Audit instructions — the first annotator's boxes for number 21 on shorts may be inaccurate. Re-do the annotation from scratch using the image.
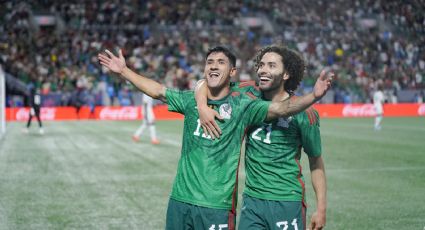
[276,218,298,230]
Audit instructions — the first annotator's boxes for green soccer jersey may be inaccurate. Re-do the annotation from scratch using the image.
[232,82,322,201]
[165,88,270,210]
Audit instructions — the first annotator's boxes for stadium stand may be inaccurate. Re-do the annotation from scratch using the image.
[1,0,424,107]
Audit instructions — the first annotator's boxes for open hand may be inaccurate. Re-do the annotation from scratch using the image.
[313,70,333,100]
[98,49,127,74]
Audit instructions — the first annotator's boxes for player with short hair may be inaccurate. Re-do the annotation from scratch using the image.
[132,93,159,144]
[98,45,331,230]
[197,46,328,230]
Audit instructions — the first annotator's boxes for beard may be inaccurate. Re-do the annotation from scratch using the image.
[259,72,284,92]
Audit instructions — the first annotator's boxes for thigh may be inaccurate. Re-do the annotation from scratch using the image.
[267,200,305,230]
[193,205,234,230]
[239,194,267,230]
[165,199,192,230]
[34,107,41,117]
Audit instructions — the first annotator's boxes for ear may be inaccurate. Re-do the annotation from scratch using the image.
[283,72,289,81]
[229,67,237,78]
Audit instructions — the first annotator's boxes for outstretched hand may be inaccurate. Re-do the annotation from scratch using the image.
[313,70,333,100]
[98,49,127,74]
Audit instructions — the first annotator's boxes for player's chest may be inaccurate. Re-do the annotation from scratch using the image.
[248,117,298,145]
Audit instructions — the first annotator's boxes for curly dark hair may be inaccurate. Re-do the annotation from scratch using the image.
[254,45,305,95]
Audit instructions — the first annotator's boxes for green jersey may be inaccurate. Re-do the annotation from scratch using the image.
[233,82,322,201]
[165,88,270,210]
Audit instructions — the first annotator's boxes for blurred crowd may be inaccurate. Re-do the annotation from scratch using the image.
[1,0,424,106]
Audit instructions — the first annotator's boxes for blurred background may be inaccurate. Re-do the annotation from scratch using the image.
[1,0,424,108]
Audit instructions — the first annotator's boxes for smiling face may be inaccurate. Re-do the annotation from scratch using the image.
[257,52,288,93]
[204,51,236,91]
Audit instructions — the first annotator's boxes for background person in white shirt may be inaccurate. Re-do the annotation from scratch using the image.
[132,93,159,144]
[373,84,385,131]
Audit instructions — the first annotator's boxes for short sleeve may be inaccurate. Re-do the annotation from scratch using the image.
[243,99,270,127]
[166,89,193,114]
[299,108,322,157]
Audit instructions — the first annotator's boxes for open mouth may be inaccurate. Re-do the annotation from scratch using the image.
[209,72,220,78]
[259,77,271,83]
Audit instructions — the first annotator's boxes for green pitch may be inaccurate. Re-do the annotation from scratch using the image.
[0,118,424,229]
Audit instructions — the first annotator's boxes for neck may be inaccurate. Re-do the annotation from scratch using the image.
[208,86,230,100]
[263,88,290,102]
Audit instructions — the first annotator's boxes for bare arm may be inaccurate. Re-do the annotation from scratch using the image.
[194,80,222,139]
[308,156,327,230]
[98,49,167,102]
[266,70,332,121]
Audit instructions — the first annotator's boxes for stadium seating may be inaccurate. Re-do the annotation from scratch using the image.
[1,0,424,106]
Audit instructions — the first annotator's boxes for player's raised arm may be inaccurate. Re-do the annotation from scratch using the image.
[98,49,167,102]
[266,70,332,121]
[194,79,223,139]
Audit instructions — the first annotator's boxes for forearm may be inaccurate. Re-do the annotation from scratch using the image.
[194,80,208,108]
[266,92,317,120]
[310,157,327,213]
[121,67,167,102]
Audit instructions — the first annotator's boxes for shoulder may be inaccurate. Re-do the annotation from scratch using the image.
[231,81,261,97]
[292,96,319,125]
[166,89,194,97]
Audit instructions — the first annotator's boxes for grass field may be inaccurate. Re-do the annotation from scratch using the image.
[0,118,424,230]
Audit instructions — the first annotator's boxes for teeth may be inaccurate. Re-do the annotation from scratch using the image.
[260,77,270,81]
[210,73,219,77]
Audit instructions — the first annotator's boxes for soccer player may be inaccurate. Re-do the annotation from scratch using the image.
[373,84,385,131]
[98,46,331,230]
[24,87,44,134]
[132,93,160,144]
[196,46,328,230]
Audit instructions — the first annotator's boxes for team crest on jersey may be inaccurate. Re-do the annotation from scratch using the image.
[277,117,292,128]
[219,103,232,119]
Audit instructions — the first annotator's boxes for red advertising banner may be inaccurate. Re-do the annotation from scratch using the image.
[6,105,184,121]
[314,104,425,118]
[5,104,425,121]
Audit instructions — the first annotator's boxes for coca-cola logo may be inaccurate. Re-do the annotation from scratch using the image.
[15,108,56,121]
[418,104,425,116]
[342,104,377,117]
[41,108,56,120]
[99,107,138,120]
[16,108,30,121]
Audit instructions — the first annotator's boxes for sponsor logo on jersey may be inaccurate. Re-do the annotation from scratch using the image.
[277,117,292,128]
[219,103,232,119]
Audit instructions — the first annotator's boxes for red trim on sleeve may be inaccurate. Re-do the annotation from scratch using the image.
[306,108,318,125]
[238,81,256,88]
[245,92,257,100]
[231,91,240,97]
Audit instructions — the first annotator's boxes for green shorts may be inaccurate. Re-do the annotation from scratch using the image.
[166,198,236,230]
[238,194,306,230]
